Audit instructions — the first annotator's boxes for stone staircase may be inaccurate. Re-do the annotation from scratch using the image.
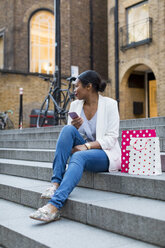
[0,117,165,248]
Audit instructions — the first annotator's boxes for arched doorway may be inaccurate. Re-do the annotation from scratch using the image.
[120,64,157,120]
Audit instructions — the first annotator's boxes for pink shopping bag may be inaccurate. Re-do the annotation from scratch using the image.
[121,129,156,173]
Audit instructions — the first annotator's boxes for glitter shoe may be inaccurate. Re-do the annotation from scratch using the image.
[29,205,60,222]
[40,184,58,199]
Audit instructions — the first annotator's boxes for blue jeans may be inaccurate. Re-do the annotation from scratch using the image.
[49,125,109,210]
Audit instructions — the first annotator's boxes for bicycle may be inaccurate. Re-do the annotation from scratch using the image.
[37,76,76,127]
[0,110,14,130]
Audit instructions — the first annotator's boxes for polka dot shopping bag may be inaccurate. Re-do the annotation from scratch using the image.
[127,137,162,175]
[121,129,156,173]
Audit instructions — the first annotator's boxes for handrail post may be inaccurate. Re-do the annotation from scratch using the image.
[19,88,23,129]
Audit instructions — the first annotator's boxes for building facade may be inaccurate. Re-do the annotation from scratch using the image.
[108,0,165,120]
[0,0,108,127]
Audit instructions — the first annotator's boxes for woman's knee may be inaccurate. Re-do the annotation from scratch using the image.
[69,151,86,168]
[61,125,77,135]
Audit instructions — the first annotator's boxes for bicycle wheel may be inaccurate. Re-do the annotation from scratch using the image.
[6,118,14,129]
[53,88,66,105]
[52,89,67,125]
[37,97,49,128]
[60,97,73,125]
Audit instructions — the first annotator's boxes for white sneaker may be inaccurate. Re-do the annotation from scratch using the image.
[29,204,60,222]
[40,184,58,199]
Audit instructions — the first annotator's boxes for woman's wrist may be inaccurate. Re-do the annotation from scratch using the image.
[84,143,91,150]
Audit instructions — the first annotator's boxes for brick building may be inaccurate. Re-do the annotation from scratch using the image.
[0,0,108,127]
[108,0,165,120]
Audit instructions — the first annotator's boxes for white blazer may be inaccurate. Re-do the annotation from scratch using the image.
[67,94,121,172]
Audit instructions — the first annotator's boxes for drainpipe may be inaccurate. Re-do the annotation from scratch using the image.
[54,0,61,89]
[89,0,94,70]
[145,72,148,118]
[54,0,61,125]
[115,0,119,108]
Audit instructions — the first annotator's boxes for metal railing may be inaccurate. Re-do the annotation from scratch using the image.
[120,17,152,51]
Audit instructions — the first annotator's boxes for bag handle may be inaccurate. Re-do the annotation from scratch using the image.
[133,139,150,151]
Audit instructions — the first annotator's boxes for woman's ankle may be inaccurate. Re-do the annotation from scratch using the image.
[53,182,59,189]
[47,203,59,213]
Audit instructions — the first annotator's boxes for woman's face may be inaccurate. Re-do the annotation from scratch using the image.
[74,79,89,100]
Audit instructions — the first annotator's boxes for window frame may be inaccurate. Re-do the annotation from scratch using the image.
[122,0,152,50]
[0,30,5,69]
[126,0,149,44]
[28,8,55,75]
[126,0,148,23]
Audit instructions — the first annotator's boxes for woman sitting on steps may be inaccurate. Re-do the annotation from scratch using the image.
[30,70,121,222]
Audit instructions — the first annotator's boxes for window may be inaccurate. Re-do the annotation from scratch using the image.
[127,1,149,44]
[30,10,55,74]
[0,35,4,69]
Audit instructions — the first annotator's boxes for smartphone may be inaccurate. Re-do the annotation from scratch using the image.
[68,112,79,119]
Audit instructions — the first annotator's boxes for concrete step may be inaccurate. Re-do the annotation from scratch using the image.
[0,148,55,161]
[0,130,61,141]
[0,125,63,134]
[0,159,52,181]
[1,159,165,201]
[0,147,164,169]
[0,137,164,152]
[0,126,164,141]
[0,123,164,141]
[0,199,158,248]
[0,139,57,149]
[0,137,164,155]
[0,116,164,134]
[120,117,165,128]
[0,174,165,247]
[0,116,164,135]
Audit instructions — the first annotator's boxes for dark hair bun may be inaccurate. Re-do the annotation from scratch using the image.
[99,81,107,92]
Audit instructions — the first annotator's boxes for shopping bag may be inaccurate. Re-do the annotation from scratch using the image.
[121,129,156,173]
[127,137,162,175]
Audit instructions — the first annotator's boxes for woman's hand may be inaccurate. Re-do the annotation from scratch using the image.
[72,141,102,154]
[72,144,87,154]
[71,117,83,129]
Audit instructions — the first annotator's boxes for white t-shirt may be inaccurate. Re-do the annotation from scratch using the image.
[78,108,97,142]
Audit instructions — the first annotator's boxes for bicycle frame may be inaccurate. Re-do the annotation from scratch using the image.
[60,88,75,110]
[48,92,62,113]
[37,76,76,127]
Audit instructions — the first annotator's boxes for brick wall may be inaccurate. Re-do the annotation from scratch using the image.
[0,0,108,77]
[70,0,90,74]
[92,0,108,80]
[0,72,51,128]
[108,0,165,119]
[0,0,108,128]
